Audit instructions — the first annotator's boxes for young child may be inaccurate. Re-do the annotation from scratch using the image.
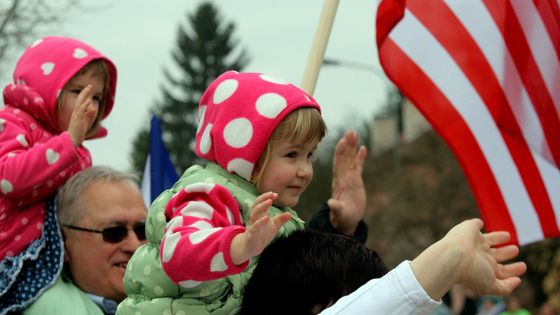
[119,70,327,314]
[0,36,117,313]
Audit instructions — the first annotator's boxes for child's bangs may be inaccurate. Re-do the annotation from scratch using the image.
[273,108,326,145]
[77,59,110,82]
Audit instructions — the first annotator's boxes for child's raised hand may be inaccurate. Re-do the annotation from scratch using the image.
[328,130,367,236]
[68,85,99,146]
[230,192,291,265]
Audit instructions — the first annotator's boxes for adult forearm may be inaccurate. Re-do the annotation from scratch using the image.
[409,238,462,301]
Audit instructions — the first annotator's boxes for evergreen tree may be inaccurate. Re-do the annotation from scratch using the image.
[130,2,249,176]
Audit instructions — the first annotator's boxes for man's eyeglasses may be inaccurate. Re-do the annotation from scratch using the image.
[62,223,146,243]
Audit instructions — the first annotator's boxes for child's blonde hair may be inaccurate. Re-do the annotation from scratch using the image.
[58,59,110,134]
[251,107,326,189]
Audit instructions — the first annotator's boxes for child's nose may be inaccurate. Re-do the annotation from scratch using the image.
[297,161,313,178]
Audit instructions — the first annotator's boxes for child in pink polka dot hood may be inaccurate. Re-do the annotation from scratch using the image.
[0,36,117,312]
[119,71,327,314]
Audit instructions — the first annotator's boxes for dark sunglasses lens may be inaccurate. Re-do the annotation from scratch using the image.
[134,224,146,241]
[102,226,128,243]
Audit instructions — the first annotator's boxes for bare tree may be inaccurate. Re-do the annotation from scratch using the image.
[0,0,81,77]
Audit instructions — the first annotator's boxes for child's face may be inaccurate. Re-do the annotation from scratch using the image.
[57,68,105,132]
[258,138,319,208]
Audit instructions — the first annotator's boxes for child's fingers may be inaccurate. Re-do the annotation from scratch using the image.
[76,85,93,105]
[83,102,98,122]
[250,197,272,224]
[250,214,270,231]
[254,191,276,205]
[272,212,291,228]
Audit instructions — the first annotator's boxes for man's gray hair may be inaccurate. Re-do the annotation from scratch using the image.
[56,166,140,225]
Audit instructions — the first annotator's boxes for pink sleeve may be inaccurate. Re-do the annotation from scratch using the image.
[0,116,87,202]
[160,182,249,284]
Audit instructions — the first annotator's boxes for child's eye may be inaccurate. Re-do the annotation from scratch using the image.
[307,151,314,159]
[92,95,102,102]
[71,89,81,94]
[285,152,297,158]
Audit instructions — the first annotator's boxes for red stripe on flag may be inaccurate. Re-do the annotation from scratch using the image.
[534,0,560,60]
[408,1,559,238]
[376,0,406,48]
[484,0,560,168]
[378,38,519,243]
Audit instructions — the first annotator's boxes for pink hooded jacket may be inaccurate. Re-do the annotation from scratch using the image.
[0,36,117,258]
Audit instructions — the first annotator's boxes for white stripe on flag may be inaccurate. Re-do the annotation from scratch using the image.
[447,0,553,161]
[510,0,560,113]
[534,153,560,230]
[389,9,543,243]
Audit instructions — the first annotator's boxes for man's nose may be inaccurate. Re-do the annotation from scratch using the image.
[120,229,145,252]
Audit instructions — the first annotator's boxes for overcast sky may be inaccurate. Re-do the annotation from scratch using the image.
[2,0,389,171]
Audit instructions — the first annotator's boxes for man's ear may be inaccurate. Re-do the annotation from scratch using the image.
[61,228,70,262]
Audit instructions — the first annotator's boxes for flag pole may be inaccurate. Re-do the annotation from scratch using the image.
[300,0,340,95]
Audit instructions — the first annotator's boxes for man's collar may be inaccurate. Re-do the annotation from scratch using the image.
[86,293,118,315]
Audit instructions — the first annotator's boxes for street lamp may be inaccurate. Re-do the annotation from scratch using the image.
[322,57,388,81]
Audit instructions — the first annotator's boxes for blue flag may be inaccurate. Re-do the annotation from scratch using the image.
[141,115,179,208]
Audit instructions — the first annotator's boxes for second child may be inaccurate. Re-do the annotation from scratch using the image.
[0,36,117,313]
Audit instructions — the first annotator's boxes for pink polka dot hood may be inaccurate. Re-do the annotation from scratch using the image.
[195,71,321,181]
[2,36,117,137]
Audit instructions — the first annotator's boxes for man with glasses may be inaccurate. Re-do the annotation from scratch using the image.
[24,166,147,315]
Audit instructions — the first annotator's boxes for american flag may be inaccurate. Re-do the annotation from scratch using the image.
[376,0,560,245]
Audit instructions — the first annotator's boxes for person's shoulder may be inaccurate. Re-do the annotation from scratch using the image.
[23,276,104,315]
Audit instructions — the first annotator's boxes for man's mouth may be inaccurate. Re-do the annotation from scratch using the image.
[114,262,128,269]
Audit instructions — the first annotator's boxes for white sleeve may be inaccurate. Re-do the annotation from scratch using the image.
[319,261,441,315]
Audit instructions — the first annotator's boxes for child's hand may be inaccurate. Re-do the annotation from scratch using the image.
[68,85,99,146]
[230,192,291,265]
[328,130,367,236]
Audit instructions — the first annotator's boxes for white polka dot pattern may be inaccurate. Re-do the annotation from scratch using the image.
[184,182,215,193]
[197,105,207,134]
[0,179,13,194]
[154,286,164,295]
[40,62,55,75]
[161,232,181,263]
[179,201,214,220]
[73,48,88,59]
[188,227,222,245]
[210,252,228,272]
[179,280,201,289]
[226,158,253,181]
[199,123,213,154]
[16,134,28,147]
[259,74,289,85]
[188,220,213,230]
[45,148,59,165]
[223,118,253,148]
[31,39,43,48]
[213,79,238,104]
[143,265,152,276]
[165,216,184,232]
[225,207,235,225]
[255,93,287,118]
